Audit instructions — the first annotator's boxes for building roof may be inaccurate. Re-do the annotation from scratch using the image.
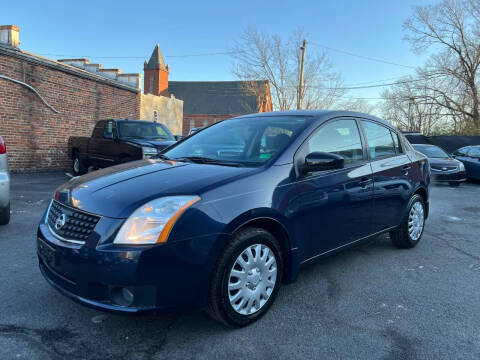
[168,80,269,115]
[0,44,139,92]
[145,44,167,71]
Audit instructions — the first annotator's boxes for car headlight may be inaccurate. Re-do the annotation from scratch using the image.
[458,161,465,171]
[113,196,200,245]
[142,146,158,158]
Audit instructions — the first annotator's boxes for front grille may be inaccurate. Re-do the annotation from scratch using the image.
[47,200,100,243]
[431,165,457,171]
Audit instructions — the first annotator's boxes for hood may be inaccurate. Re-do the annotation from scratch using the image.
[55,159,256,218]
[126,138,176,150]
[428,157,460,167]
[428,158,460,170]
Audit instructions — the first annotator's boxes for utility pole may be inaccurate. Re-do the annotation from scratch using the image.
[297,39,306,110]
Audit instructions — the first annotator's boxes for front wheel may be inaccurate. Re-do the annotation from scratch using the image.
[207,227,283,327]
[390,194,426,248]
[449,182,460,187]
[72,152,88,176]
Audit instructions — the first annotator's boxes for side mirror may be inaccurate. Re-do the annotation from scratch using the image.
[301,152,344,173]
[103,132,114,140]
[174,135,183,141]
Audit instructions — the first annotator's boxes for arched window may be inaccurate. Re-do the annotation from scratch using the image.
[149,76,153,93]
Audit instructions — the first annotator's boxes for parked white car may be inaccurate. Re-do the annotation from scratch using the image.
[0,136,10,225]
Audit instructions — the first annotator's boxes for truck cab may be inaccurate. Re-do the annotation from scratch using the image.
[68,119,176,175]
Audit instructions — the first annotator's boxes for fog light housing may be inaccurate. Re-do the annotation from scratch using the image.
[110,287,135,306]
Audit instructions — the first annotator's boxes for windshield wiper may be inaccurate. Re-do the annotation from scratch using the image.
[173,156,243,167]
[155,154,172,160]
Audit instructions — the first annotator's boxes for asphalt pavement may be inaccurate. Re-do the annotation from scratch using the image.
[0,172,479,360]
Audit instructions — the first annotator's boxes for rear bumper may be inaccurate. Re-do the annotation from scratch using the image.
[0,170,9,208]
[37,220,223,314]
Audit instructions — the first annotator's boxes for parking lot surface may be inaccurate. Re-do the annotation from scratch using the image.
[0,172,479,359]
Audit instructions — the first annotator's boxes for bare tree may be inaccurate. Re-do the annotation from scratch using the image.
[231,26,345,111]
[381,76,451,135]
[404,0,480,134]
[335,98,378,115]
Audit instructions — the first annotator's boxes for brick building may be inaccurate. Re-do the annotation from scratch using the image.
[143,45,272,135]
[0,26,182,172]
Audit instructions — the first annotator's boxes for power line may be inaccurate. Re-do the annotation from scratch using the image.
[308,41,416,69]
[343,75,413,86]
[37,51,238,59]
[306,75,443,90]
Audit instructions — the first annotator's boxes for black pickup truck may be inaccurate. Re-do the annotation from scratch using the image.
[68,119,176,175]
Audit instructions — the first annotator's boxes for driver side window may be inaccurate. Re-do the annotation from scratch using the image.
[307,119,364,166]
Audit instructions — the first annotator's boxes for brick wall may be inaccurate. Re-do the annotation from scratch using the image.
[182,114,239,136]
[0,51,140,172]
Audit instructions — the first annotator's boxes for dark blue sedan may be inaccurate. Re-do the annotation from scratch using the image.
[37,110,430,327]
[452,145,480,180]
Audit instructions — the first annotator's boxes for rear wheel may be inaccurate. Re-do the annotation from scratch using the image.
[72,152,88,176]
[207,227,283,327]
[0,202,10,225]
[390,194,426,248]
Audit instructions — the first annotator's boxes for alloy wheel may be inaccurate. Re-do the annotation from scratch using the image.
[73,158,80,174]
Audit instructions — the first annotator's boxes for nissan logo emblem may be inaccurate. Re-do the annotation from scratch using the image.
[55,213,67,230]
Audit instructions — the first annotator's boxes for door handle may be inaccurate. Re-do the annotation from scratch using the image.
[402,165,411,174]
[359,177,373,188]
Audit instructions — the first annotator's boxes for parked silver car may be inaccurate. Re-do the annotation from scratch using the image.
[0,136,10,225]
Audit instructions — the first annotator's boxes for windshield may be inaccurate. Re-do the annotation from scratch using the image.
[163,116,310,167]
[118,122,174,140]
[413,145,449,158]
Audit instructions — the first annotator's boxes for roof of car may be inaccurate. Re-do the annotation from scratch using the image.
[106,119,159,124]
[233,110,394,128]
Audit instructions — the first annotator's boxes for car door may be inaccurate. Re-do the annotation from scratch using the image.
[360,120,414,232]
[87,121,106,168]
[464,146,480,179]
[101,120,120,165]
[290,118,374,261]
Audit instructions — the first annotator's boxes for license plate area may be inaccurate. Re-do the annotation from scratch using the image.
[38,238,58,267]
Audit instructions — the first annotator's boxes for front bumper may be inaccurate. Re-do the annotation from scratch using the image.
[37,216,223,314]
[431,170,467,183]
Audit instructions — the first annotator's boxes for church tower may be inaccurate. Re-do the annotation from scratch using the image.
[144,44,169,96]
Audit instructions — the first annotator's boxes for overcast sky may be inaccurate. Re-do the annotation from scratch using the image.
[2,0,439,104]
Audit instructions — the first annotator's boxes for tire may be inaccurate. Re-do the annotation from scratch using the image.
[449,182,460,187]
[0,202,10,225]
[390,194,426,249]
[207,227,283,327]
[72,152,88,176]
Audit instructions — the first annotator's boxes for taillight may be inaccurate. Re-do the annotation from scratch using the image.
[0,136,6,155]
